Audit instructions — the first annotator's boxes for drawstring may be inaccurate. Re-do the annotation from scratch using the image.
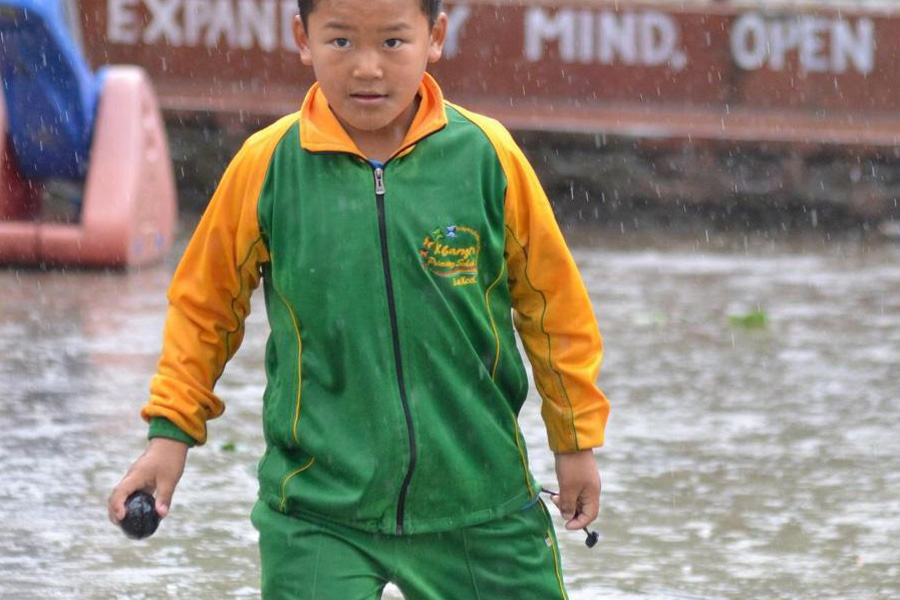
[540,488,600,548]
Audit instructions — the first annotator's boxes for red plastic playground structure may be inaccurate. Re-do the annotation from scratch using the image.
[0,0,175,268]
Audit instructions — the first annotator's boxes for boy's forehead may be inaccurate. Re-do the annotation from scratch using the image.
[322,20,415,33]
[310,0,426,22]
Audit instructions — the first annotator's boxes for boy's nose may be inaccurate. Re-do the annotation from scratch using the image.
[352,51,383,80]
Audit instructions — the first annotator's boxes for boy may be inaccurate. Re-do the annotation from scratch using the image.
[108,0,610,598]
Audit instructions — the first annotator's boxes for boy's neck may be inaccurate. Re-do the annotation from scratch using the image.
[333,96,421,164]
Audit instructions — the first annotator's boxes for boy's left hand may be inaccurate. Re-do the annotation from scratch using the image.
[552,449,601,530]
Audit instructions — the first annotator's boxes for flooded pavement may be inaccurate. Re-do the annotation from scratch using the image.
[0,223,898,600]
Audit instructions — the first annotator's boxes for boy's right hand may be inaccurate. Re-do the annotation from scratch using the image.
[108,437,189,525]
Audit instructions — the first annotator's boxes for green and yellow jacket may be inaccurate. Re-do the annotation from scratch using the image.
[142,74,610,535]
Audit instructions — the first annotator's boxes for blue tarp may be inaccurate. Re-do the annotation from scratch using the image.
[0,0,102,181]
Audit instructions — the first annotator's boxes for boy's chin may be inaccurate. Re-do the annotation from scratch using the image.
[341,112,408,135]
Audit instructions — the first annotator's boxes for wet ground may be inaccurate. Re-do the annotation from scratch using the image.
[0,222,897,599]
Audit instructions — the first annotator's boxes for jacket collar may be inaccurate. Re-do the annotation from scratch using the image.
[299,72,447,159]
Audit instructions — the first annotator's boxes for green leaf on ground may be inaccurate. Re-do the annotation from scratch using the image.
[728,310,768,329]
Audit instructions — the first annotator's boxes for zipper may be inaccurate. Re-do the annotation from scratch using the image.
[373,166,417,535]
[374,167,386,195]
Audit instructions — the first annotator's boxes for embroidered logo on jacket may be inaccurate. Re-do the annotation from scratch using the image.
[420,225,480,287]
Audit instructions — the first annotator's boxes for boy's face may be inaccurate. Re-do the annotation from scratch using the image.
[293,0,447,139]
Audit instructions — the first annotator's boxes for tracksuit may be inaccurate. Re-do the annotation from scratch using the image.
[141,73,610,599]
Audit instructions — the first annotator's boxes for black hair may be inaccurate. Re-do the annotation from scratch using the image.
[298,0,443,29]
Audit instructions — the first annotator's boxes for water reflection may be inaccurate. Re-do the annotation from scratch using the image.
[0,226,897,599]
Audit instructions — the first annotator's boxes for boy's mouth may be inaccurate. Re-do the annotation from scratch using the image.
[350,93,388,105]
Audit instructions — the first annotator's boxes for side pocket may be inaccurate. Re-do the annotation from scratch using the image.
[272,286,304,447]
[278,456,316,513]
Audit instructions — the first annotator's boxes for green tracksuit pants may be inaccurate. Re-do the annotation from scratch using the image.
[251,499,570,600]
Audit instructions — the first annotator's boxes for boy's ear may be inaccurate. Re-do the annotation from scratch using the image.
[293,15,313,66]
[427,12,448,64]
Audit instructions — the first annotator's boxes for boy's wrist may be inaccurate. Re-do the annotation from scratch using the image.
[554,448,595,456]
[148,417,197,448]
[147,436,191,455]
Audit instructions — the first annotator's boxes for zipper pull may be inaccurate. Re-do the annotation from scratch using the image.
[374,167,385,195]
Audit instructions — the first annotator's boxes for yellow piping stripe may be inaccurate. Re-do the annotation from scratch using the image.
[272,271,303,444]
[279,456,315,512]
[511,416,534,496]
[483,261,505,381]
[547,526,569,600]
[483,260,532,494]
[506,227,579,450]
[219,237,264,380]
[538,501,569,600]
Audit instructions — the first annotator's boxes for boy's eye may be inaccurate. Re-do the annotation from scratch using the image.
[331,38,350,48]
[383,38,403,49]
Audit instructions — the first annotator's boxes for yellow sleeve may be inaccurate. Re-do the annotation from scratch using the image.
[503,142,609,453]
[451,104,610,453]
[140,115,297,445]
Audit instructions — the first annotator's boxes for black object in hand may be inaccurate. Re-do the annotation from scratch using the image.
[539,487,600,549]
[121,491,160,539]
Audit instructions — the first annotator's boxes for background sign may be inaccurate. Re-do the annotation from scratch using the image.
[79,0,900,145]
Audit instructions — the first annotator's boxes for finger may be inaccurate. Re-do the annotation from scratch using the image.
[108,479,141,524]
[557,487,577,521]
[108,487,126,525]
[154,479,176,518]
[109,471,157,524]
[565,510,592,530]
[565,491,599,531]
